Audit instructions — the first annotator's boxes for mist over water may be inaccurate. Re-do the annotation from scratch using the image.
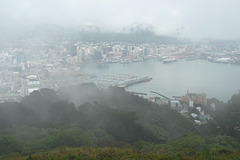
[84,60,240,102]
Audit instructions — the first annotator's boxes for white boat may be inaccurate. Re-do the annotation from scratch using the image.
[163,57,177,63]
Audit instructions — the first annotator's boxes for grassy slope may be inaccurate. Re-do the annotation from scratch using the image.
[4,146,240,160]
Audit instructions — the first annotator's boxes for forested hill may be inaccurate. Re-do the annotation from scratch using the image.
[0,83,197,155]
[2,83,240,159]
[58,84,198,138]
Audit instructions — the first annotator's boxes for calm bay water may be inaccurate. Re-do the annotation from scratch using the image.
[83,59,240,102]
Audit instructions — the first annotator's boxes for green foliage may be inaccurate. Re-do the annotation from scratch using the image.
[0,84,197,142]
[49,127,96,148]
[0,125,114,156]
[158,134,240,160]
[0,135,22,155]
[5,142,240,160]
[3,83,240,158]
[0,84,196,156]
[214,92,240,136]
[90,129,115,147]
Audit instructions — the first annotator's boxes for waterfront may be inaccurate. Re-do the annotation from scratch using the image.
[84,59,240,102]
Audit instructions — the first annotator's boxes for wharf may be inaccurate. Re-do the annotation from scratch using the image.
[97,73,152,89]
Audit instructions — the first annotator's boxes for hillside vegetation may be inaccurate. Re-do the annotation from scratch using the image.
[1,83,240,159]
[5,135,240,160]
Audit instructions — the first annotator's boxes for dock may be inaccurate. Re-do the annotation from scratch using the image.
[97,73,152,89]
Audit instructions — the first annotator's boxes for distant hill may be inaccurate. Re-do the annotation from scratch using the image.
[28,24,187,44]
[0,23,188,45]
[77,30,186,44]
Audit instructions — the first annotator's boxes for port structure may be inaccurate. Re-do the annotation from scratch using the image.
[150,91,171,100]
[128,91,147,96]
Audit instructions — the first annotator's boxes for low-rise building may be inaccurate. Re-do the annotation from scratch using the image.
[182,92,207,106]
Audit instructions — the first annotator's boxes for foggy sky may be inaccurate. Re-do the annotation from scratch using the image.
[1,0,240,40]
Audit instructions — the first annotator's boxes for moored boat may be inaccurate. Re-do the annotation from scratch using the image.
[163,57,177,64]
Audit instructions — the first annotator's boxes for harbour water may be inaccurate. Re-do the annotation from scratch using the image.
[83,59,240,102]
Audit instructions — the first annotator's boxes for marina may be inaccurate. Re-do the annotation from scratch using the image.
[97,73,152,88]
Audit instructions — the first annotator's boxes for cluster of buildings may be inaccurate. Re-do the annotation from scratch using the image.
[0,37,240,104]
[149,91,214,125]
